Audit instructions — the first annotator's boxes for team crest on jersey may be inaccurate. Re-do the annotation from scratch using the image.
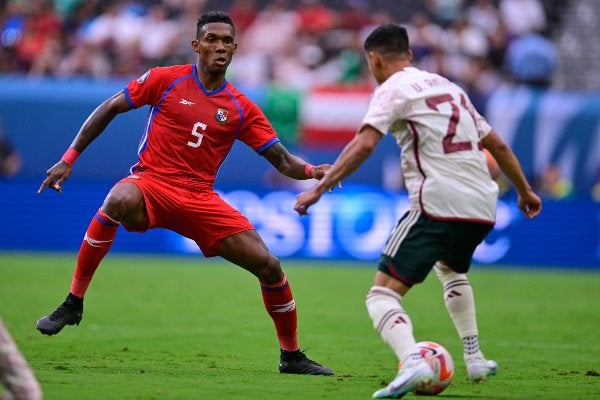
[214,108,229,124]
[137,70,150,84]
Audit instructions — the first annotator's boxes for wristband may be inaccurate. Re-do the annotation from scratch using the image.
[304,163,314,178]
[61,148,80,167]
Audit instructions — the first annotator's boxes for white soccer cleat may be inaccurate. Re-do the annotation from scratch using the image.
[373,360,433,399]
[465,354,498,382]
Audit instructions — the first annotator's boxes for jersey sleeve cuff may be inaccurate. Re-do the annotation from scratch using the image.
[257,138,280,154]
[123,88,137,109]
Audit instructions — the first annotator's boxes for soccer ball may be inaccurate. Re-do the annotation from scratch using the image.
[399,341,454,396]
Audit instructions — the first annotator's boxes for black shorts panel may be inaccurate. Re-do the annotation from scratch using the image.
[378,210,493,284]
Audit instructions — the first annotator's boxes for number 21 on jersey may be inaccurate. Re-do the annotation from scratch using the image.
[425,93,482,154]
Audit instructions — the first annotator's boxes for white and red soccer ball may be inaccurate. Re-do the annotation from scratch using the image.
[399,341,455,396]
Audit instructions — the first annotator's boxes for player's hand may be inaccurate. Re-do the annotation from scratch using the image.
[518,189,542,219]
[38,161,72,194]
[294,187,324,216]
[311,164,342,192]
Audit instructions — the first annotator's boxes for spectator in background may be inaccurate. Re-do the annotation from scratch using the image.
[167,0,207,66]
[137,3,180,67]
[536,163,574,200]
[466,0,500,38]
[56,39,112,77]
[339,0,371,32]
[236,0,298,85]
[499,0,546,38]
[485,16,509,71]
[227,0,257,35]
[15,0,62,72]
[359,8,394,42]
[426,0,465,27]
[0,0,565,108]
[238,0,293,52]
[404,11,444,74]
[28,32,63,76]
[440,15,489,84]
[57,0,103,62]
[295,0,337,36]
[504,30,557,88]
[81,0,144,76]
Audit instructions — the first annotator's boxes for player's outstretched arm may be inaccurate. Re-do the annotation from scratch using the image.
[481,130,542,219]
[294,125,383,216]
[262,141,333,181]
[38,91,131,194]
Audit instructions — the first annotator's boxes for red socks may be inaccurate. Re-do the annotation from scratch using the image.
[70,209,119,298]
[260,276,299,351]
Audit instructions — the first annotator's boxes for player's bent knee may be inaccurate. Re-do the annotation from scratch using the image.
[102,185,144,220]
[255,255,283,284]
[434,261,467,283]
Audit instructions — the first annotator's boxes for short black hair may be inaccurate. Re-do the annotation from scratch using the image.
[363,24,410,55]
[196,11,235,38]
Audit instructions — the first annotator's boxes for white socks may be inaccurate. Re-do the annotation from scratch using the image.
[365,285,420,363]
[434,262,481,355]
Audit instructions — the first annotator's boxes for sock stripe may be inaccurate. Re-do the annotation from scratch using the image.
[366,289,399,301]
[366,286,402,301]
[260,276,290,292]
[96,209,119,227]
[444,279,470,291]
[376,309,407,334]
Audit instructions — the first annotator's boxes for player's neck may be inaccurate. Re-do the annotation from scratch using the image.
[381,61,412,82]
[196,68,226,91]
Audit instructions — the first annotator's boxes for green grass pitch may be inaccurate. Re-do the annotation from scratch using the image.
[1,253,598,399]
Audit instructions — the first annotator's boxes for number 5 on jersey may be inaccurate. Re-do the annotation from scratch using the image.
[188,122,207,148]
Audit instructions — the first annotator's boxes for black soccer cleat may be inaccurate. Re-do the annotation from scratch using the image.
[279,349,334,375]
[36,293,83,336]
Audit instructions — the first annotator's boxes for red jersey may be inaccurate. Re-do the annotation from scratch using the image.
[124,64,279,189]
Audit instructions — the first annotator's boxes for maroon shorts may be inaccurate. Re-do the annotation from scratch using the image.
[117,173,254,257]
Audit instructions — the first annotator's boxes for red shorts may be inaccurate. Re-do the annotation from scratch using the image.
[117,173,254,257]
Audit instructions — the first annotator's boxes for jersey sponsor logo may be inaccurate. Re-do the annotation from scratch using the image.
[214,108,229,125]
[179,98,195,106]
[136,70,150,83]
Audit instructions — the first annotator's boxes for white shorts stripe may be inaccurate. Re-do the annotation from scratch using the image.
[383,209,421,257]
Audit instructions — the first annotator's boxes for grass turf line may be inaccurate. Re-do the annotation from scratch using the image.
[0,253,598,399]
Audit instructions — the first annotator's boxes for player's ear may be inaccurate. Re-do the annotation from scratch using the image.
[191,39,200,53]
[406,49,414,63]
[370,51,383,69]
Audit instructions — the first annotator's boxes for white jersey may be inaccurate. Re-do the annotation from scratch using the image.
[361,67,499,223]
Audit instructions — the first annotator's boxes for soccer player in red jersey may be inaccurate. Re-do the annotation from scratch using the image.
[36,11,334,375]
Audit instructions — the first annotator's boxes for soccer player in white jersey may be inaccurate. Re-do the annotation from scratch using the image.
[294,24,542,398]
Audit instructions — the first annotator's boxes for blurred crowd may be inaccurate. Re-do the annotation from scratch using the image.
[0,0,563,105]
[2,0,593,199]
